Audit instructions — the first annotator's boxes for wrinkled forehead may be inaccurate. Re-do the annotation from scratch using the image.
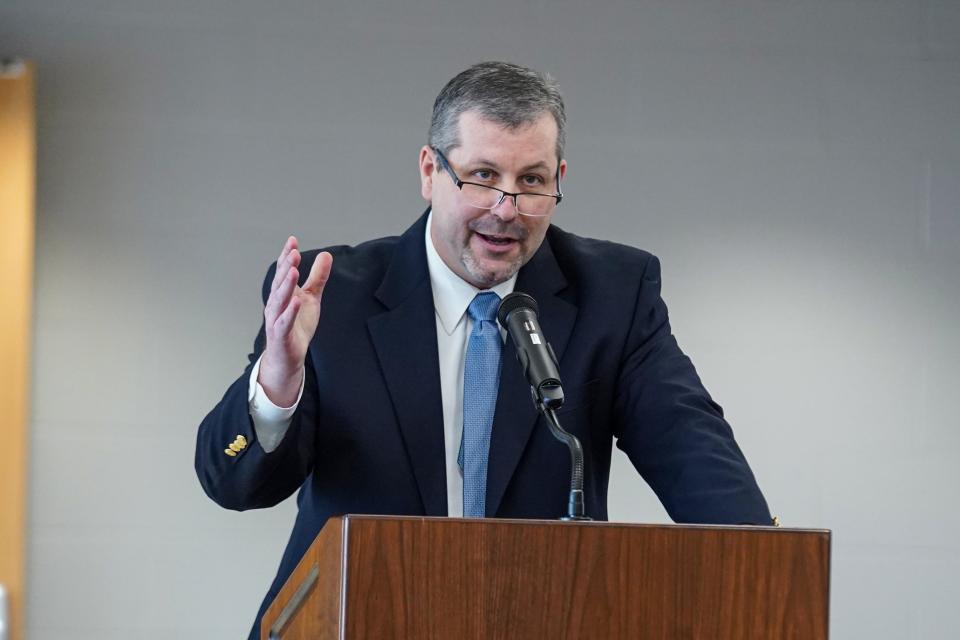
[450,110,560,172]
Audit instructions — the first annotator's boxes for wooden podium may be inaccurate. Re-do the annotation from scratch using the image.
[262,515,830,639]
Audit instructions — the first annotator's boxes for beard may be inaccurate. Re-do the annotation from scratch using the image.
[460,246,525,288]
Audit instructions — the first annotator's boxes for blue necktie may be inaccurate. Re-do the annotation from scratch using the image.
[459,292,502,518]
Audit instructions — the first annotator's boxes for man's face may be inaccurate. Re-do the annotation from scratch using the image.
[419,110,567,289]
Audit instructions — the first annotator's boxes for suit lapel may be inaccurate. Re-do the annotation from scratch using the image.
[486,233,577,516]
[367,212,448,516]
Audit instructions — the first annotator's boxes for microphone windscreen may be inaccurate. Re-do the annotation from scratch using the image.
[497,292,539,325]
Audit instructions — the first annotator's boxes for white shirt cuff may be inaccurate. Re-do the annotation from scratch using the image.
[247,355,305,453]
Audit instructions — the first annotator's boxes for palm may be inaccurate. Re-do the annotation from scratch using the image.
[288,286,322,355]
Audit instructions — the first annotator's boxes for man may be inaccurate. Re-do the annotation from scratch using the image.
[196,61,771,639]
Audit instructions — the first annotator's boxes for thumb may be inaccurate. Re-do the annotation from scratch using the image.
[303,251,333,298]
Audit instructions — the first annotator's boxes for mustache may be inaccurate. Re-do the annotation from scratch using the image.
[468,215,529,241]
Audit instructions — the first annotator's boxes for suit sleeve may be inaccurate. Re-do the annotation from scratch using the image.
[612,255,772,525]
[194,262,319,511]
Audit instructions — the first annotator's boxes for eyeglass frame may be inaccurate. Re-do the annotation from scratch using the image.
[431,146,563,217]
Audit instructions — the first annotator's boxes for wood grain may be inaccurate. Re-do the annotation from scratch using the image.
[265,516,829,640]
[261,516,344,640]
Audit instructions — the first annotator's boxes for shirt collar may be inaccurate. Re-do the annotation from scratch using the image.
[425,210,517,336]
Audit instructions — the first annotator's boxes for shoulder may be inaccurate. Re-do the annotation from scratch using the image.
[299,233,401,286]
[259,233,404,302]
[545,224,662,286]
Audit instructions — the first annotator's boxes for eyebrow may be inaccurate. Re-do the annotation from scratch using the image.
[469,157,553,174]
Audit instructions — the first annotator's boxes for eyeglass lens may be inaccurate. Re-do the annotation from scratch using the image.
[460,183,555,216]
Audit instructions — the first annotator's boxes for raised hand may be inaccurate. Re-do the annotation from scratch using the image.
[258,236,333,407]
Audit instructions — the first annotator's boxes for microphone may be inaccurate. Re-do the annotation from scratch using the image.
[497,292,590,521]
[496,292,565,410]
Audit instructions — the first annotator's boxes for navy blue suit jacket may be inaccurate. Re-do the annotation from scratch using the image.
[195,210,770,637]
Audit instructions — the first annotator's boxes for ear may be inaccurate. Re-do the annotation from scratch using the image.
[558,158,568,183]
[419,145,435,202]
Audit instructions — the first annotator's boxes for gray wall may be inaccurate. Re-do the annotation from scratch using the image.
[2,1,958,638]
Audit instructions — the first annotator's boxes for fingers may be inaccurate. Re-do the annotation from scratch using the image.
[271,236,294,291]
[303,251,333,300]
[271,236,301,294]
[265,244,331,343]
[266,266,297,329]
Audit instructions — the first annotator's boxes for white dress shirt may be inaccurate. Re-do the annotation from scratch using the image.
[248,212,516,517]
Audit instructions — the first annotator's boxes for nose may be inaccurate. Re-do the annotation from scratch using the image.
[491,193,519,221]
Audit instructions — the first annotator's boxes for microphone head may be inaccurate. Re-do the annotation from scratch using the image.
[497,292,539,326]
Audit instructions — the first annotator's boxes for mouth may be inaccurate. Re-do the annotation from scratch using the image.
[474,232,520,252]
[477,232,516,245]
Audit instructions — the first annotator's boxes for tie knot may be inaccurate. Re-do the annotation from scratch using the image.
[467,291,501,324]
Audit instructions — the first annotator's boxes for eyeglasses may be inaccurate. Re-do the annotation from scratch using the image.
[432,147,563,218]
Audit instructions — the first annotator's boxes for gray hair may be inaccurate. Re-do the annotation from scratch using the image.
[429,61,567,161]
